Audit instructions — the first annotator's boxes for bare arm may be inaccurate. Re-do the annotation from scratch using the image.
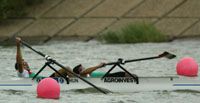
[80,63,105,76]
[16,37,23,73]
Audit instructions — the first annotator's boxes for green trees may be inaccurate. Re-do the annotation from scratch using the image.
[0,0,42,21]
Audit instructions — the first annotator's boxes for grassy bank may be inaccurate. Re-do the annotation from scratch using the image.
[99,23,167,44]
[0,0,42,21]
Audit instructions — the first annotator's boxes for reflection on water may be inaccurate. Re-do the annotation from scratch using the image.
[0,39,200,103]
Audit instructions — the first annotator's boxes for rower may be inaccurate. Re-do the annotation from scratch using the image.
[15,37,61,78]
[15,37,33,78]
[50,63,131,78]
[73,64,133,77]
[16,37,45,78]
[49,63,105,77]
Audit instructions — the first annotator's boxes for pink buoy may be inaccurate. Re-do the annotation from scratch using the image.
[37,78,60,99]
[176,57,198,77]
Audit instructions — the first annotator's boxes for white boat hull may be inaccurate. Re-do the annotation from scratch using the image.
[1,76,200,92]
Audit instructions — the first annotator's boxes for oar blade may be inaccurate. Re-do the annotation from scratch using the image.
[159,51,176,59]
[166,53,176,59]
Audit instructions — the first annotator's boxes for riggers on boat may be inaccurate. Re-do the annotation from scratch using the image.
[1,76,200,92]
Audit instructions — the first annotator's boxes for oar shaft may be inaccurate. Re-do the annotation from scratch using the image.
[104,51,175,66]
[105,56,159,66]
[21,41,45,57]
[124,56,159,63]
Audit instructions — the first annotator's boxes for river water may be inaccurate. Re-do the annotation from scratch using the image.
[0,39,200,103]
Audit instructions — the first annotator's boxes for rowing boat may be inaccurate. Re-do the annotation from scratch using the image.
[13,38,195,93]
[1,76,200,92]
[8,38,198,94]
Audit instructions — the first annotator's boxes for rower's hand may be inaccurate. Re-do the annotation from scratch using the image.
[16,37,21,43]
[98,62,106,68]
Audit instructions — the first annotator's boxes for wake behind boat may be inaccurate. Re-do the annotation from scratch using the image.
[1,76,200,92]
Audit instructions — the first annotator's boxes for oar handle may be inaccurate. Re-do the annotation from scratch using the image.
[104,58,124,66]
[105,62,118,65]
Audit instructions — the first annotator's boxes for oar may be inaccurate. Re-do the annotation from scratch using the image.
[20,40,108,94]
[105,51,176,65]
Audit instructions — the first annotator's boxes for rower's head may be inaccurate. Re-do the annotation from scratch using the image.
[15,63,19,70]
[73,64,83,74]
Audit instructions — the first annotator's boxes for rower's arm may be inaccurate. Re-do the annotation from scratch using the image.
[80,63,105,76]
[16,37,23,73]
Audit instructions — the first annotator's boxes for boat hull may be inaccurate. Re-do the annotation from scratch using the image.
[1,76,200,92]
